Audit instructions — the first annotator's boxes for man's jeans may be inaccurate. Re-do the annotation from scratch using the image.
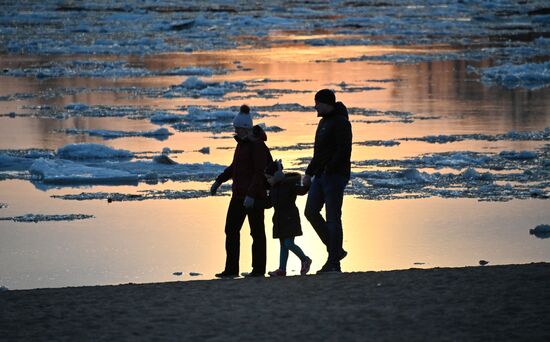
[304,172,348,265]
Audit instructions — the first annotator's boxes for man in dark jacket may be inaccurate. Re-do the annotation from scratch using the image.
[303,89,352,273]
[211,105,273,278]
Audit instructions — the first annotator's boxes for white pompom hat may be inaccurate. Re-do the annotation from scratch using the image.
[233,105,253,129]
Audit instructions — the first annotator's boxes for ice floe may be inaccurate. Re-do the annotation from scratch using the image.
[64,128,172,141]
[30,159,139,185]
[163,77,245,99]
[57,143,134,160]
[5,60,150,79]
[529,224,550,239]
[52,187,231,202]
[399,129,550,144]
[1,143,225,187]
[1,0,549,61]
[355,140,401,147]
[0,214,94,223]
[295,146,550,201]
[469,61,550,90]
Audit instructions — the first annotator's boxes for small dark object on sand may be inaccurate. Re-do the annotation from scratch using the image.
[479,260,489,266]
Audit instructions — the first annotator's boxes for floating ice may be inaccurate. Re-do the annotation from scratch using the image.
[57,143,134,160]
[52,187,230,202]
[6,60,152,78]
[65,103,89,111]
[499,150,537,160]
[0,213,94,223]
[197,147,210,154]
[152,154,177,165]
[271,143,314,152]
[150,112,184,124]
[365,169,432,188]
[164,77,245,98]
[339,146,549,201]
[2,0,549,59]
[30,159,139,185]
[355,140,401,147]
[472,61,550,90]
[0,149,55,171]
[162,67,218,76]
[64,128,172,141]
[529,224,550,239]
[400,129,550,144]
[460,168,493,181]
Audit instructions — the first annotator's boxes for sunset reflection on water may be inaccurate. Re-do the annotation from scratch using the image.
[0,44,548,289]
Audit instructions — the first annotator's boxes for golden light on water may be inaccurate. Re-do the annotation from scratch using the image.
[1,43,549,289]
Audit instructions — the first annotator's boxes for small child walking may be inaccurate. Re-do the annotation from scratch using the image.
[265,160,312,276]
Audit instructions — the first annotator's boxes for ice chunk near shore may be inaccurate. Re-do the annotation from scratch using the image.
[30,159,138,185]
[529,224,550,239]
[57,143,133,160]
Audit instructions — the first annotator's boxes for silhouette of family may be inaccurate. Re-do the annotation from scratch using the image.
[211,89,352,278]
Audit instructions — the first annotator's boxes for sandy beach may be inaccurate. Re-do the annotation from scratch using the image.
[1,263,549,341]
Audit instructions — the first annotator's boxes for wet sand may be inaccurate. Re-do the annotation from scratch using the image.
[1,263,549,341]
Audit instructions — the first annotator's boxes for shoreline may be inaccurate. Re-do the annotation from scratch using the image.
[1,263,549,341]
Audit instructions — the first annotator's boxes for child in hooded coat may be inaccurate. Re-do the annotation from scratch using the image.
[265,160,312,276]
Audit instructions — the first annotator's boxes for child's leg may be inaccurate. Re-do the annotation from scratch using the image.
[283,238,308,261]
[279,238,290,271]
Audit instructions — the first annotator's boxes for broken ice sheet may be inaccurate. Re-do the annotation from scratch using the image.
[292,146,550,201]
[63,128,172,141]
[51,186,231,202]
[470,61,550,90]
[0,214,94,223]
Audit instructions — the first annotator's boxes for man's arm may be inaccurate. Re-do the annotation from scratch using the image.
[325,118,352,173]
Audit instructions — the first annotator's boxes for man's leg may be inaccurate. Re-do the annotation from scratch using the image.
[304,175,329,248]
[323,174,348,267]
[223,197,247,274]
[247,205,266,275]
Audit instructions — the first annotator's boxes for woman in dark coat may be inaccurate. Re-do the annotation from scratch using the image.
[265,160,312,276]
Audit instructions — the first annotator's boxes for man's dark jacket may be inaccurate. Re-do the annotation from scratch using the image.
[216,125,273,200]
[306,102,352,180]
